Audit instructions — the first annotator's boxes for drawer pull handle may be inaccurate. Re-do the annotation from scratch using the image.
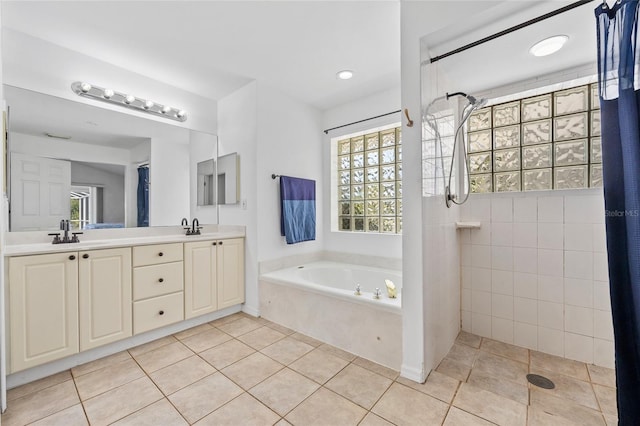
[82,254,89,259]
[158,278,164,283]
[213,242,217,246]
[159,310,165,316]
[69,255,76,260]
[219,241,223,245]
[159,252,164,257]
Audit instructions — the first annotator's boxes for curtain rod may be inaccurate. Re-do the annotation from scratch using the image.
[429,0,595,64]
[323,110,401,135]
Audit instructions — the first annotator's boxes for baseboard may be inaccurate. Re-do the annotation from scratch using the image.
[400,363,427,383]
[242,303,260,317]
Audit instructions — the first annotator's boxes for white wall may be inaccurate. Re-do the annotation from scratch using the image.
[149,137,190,226]
[460,190,614,368]
[218,82,259,315]
[70,162,125,224]
[322,88,403,259]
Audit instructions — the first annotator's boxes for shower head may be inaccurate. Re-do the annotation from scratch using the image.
[446,92,487,109]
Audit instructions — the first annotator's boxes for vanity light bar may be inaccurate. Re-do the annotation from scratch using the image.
[71,82,187,122]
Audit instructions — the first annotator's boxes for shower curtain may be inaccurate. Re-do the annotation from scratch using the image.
[137,166,149,227]
[596,1,640,423]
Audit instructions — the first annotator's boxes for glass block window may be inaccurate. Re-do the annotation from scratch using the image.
[338,127,402,233]
[468,83,602,192]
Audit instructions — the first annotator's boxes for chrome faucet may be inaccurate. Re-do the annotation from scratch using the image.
[373,288,381,299]
[354,284,361,296]
[185,218,202,235]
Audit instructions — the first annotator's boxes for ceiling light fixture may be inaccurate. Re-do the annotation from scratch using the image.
[71,82,187,122]
[336,70,354,80]
[529,35,569,57]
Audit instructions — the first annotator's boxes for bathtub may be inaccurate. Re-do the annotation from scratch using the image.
[259,261,402,370]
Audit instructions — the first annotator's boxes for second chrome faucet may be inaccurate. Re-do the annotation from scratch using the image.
[182,217,202,236]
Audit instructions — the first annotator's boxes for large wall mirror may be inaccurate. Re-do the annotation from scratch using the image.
[4,85,220,231]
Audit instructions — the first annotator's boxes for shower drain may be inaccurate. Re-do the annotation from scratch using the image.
[526,374,555,389]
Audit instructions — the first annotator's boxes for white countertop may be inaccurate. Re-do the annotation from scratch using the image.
[3,227,245,256]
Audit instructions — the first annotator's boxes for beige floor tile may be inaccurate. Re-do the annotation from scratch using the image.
[199,339,256,369]
[261,337,314,365]
[325,364,392,410]
[180,327,233,353]
[28,404,88,426]
[435,357,471,382]
[128,335,178,357]
[249,368,319,416]
[473,351,529,385]
[286,388,366,426]
[604,413,618,425]
[396,370,460,404]
[111,399,188,426]
[168,372,244,423]
[359,412,394,426]
[133,341,194,373]
[261,320,295,336]
[480,338,529,364]
[352,357,399,380]
[530,366,599,410]
[456,331,483,348]
[221,352,284,389]
[71,351,132,377]
[209,312,246,327]
[194,392,280,426]
[7,370,72,402]
[445,342,479,366]
[75,357,145,400]
[593,384,617,416]
[290,332,323,347]
[173,323,214,340]
[289,348,349,384]
[372,382,449,426]
[317,343,357,361]
[216,316,263,337]
[443,407,494,426]
[275,419,292,426]
[527,405,587,426]
[467,369,529,405]
[1,380,79,426]
[150,355,216,395]
[453,382,527,426]
[238,326,286,350]
[83,376,163,426]
[530,350,590,381]
[529,387,605,426]
[588,364,616,388]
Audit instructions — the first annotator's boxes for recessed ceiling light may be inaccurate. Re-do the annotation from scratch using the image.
[530,35,569,57]
[336,70,354,80]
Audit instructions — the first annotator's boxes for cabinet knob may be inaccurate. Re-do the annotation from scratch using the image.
[158,278,164,283]
[158,252,164,257]
[82,254,89,259]
[159,310,165,316]
[213,242,217,246]
[68,255,76,260]
[219,241,223,245]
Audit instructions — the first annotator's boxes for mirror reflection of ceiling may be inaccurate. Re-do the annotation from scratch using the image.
[421,1,597,95]
[4,85,189,148]
[1,1,401,110]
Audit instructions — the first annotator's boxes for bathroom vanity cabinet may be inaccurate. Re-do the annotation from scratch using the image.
[184,238,245,318]
[6,237,244,373]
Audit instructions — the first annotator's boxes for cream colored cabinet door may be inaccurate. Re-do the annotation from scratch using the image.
[9,252,79,373]
[217,238,245,309]
[184,241,217,319]
[78,247,132,351]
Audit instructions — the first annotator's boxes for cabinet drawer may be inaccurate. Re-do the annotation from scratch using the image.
[133,292,184,334]
[133,243,183,267]
[133,262,184,301]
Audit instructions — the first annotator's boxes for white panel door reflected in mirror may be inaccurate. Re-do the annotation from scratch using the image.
[196,159,215,206]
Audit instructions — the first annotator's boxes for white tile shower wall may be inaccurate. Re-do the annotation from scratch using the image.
[460,190,614,368]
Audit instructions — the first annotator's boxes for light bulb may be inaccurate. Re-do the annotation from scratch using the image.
[161,105,172,114]
[103,89,115,99]
[80,82,92,93]
[144,100,154,110]
[177,110,186,118]
[529,35,569,57]
[124,94,135,104]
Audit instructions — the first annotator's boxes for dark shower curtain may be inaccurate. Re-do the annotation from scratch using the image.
[137,166,149,227]
[596,1,640,423]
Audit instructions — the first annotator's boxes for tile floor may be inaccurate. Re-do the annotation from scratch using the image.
[1,314,617,425]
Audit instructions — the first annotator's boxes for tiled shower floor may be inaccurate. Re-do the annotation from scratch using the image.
[1,314,617,425]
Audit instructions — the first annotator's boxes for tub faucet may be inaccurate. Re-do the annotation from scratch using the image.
[355,284,361,296]
[374,288,381,299]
